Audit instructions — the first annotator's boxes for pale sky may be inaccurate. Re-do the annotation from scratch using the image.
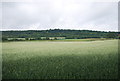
[1,0,118,31]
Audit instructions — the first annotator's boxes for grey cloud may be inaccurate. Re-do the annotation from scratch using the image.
[1,1,118,31]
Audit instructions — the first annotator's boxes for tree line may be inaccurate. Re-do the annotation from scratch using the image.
[1,29,119,41]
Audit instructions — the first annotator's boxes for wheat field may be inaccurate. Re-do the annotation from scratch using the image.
[2,39,118,79]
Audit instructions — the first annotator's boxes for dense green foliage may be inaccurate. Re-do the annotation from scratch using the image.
[1,29,119,41]
[2,40,118,79]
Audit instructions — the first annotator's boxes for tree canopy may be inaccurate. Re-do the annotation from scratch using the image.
[1,29,119,41]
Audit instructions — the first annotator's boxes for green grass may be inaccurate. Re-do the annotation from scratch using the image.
[3,38,112,42]
[2,40,118,79]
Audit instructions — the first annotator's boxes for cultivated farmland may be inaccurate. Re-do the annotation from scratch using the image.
[2,39,118,79]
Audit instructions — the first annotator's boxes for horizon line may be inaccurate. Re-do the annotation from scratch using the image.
[0,29,119,32]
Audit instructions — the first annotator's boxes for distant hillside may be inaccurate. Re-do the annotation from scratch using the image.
[1,29,119,41]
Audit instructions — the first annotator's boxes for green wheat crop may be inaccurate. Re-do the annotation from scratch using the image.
[2,39,118,79]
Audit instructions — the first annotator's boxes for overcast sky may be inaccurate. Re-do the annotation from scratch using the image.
[1,0,118,31]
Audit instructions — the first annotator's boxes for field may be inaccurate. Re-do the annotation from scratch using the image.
[2,39,118,79]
